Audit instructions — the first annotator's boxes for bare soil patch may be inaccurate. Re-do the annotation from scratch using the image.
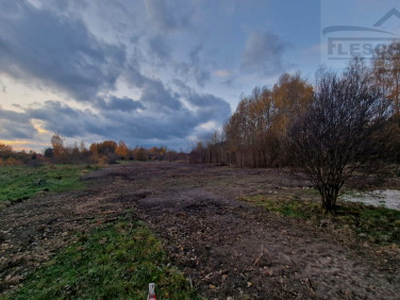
[1,162,399,299]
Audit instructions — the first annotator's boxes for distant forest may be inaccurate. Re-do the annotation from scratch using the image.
[189,44,400,170]
[0,137,186,167]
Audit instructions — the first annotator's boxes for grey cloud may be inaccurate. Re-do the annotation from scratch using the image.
[148,35,171,61]
[175,45,211,88]
[32,0,89,11]
[124,64,183,111]
[241,31,289,76]
[19,78,231,146]
[172,78,192,93]
[96,96,144,112]
[28,101,79,122]
[125,64,148,89]
[0,79,6,93]
[0,107,32,125]
[188,45,211,87]
[45,0,69,11]
[144,0,192,31]
[0,0,231,148]
[222,76,237,87]
[173,78,231,123]
[0,0,126,101]
[139,78,182,111]
[188,93,231,121]
[113,112,198,140]
[25,100,188,141]
[180,84,232,122]
[144,16,211,88]
[26,101,105,137]
[193,68,211,88]
[0,108,37,139]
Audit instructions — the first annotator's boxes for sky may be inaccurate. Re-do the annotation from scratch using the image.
[1,0,399,152]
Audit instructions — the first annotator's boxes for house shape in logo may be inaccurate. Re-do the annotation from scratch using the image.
[373,8,400,27]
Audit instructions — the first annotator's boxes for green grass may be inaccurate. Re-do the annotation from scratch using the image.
[335,204,400,244]
[5,219,200,300]
[238,194,322,220]
[240,194,400,245]
[0,164,97,205]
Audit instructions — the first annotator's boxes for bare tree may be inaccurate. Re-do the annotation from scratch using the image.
[288,61,380,211]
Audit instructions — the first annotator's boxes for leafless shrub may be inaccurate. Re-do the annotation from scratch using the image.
[288,60,382,211]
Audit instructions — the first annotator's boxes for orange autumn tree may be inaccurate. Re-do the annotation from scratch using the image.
[51,133,67,163]
[271,73,313,136]
[115,141,130,160]
[220,73,313,167]
[89,140,118,164]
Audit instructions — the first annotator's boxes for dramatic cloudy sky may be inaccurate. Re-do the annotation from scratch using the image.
[1,0,399,151]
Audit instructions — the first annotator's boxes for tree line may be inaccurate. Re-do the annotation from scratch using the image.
[0,143,39,166]
[0,136,186,167]
[196,72,313,168]
[190,43,400,211]
[47,134,187,164]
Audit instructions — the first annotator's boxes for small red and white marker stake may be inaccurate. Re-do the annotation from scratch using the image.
[147,283,156,300]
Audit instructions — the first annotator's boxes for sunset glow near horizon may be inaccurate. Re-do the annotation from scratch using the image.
[1,0,399,152]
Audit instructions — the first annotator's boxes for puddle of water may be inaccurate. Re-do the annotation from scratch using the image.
[341,190,400,211]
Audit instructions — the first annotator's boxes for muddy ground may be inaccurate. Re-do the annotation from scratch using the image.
[1,162,399,299]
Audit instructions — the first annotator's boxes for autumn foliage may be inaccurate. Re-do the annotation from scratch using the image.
[0,143,39,166]
[190,73,313,167]
[44,134,185,165]
[190,44,400,211]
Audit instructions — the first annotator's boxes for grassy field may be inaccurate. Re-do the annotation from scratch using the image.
[1,162,399,299]
[240,194,400,245]
[1,163,200,299]
[0,164,97,207]
[5,218,199,300]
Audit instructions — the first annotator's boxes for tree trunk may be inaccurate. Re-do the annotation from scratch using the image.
[321,187,339,212]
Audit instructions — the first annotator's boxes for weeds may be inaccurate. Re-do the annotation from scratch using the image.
[0,164,97,205]
[240,194,400,245]
[5,219,200,300]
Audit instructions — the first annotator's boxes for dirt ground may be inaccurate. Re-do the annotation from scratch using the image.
[1,162,399,299]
